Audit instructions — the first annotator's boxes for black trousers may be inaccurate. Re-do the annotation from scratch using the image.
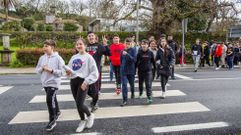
[160,75,169,92]
[138,71,152,97]
[113,66,121,89]
[44,87,60,121]
[171,65,175,78]
[70,77,91,120]
[215,56,221,67]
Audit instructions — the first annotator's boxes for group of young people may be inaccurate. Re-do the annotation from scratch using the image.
[190,38,241,72]
[35,32,176,133]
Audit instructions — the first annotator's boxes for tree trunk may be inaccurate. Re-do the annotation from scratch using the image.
[5,7,8,21]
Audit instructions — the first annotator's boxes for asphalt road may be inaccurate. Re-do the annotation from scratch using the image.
[0,69,241,135]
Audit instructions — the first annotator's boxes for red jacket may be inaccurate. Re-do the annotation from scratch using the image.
[215,44,223,57]
[109,43,125,66]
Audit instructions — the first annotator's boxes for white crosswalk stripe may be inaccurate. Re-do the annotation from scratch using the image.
[0,86,13,95]
[152,122,229,133]
[9,102,210,124]
[29,90,186,103]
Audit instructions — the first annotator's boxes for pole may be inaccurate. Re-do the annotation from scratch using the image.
[182,19,185,67]
[136,0,140,44]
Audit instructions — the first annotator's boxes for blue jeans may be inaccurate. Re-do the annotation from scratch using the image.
[109,63,114,81]
[227,56,234,69]
[121,74,135,102]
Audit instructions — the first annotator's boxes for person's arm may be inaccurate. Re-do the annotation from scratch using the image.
[83,56,99,85]
[169,48,175,66]
[125,49,136,63]
[52,56,65,77]
[151,52,156,70]
[35,56,43,74]
[156,50,161,65]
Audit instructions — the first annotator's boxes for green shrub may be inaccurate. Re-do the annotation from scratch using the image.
[45,25,53,31]
[16,48,76,66]
[64,23,78,31]
[21,17,35,31]
[10,59,24,68]
[2,21,21,31]
[37,24,45,31]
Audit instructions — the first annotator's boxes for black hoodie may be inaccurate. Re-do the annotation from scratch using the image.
[136,49,155,73]
[86,43,111,71]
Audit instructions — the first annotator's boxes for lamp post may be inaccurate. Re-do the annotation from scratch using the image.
[136,0,140,44]
[0,33,14,66]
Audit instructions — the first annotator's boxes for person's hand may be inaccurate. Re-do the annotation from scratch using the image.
[123,51,127,55]
[102,35,108,46]
[81,83,88,91]
[42,65,53,73]
[66,70,72,76]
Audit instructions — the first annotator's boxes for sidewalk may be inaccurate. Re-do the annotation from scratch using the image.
[0,65,239,74]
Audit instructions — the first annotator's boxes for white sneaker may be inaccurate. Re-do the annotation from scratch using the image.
[85,113,95,128]
[162,92,166,98]
[76,120,87,133]
[215,67,220,70]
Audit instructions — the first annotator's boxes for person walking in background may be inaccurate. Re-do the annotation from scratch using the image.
[226,43,234,70]
[211,40,217,66]
[221,43,227,68]
[156,38,175,99]
[201,41,210,67]
[191,39,202,72]
[66,38,99,133]
[178,46,186,66]
[214,41,223,70]
[120,38,136,106]
[149,39,158,80]
[233,43,240,65]
[136,39,156,104]
[167,35,177,79]
[109,34,125,95]
[35,40,65,131]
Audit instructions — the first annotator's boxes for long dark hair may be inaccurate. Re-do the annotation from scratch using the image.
[159,38,170,57]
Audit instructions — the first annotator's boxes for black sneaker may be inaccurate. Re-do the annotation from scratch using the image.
[120,101,127,107]
[46,119,56,131]
[131,93,135,99]
[91,104,99,113]
[55,111,61,120]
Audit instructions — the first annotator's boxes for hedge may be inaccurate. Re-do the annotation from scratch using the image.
[16,48,76,66]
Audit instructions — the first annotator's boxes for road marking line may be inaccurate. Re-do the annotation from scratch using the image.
[30,90,186,103]
[59,82,170,90]
[174,73,193,80]
[152,122,229,133]
[0,86,13,95]
[9,102,209,124]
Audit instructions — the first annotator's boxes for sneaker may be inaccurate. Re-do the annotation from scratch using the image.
[194,69,197,72]
[147,96,153,104]
[171,77,176,80]
[161,92,166,99]
[215,67,220,70]
[139,93,143,99]
[85,113,94,128]
[131,93,135,99]
[91,104,99,113]
[55,111,61,120]
[120,101,127,107]
[76,120,87,133]
[46,119,57,132]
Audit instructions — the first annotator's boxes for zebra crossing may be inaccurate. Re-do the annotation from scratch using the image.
[8,73,228,134]
[0,85,13,95]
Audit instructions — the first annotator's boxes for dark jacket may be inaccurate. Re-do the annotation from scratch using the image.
[86,43,111,71]
[120,47,136,75]
[191,44,202,56]
[156,47,175,71]
[203,45,210,57]
[136,49,155,73]
[168,40,178,53]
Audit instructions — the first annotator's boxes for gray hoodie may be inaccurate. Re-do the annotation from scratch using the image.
[36,52,65,89]
[67,52,99,85]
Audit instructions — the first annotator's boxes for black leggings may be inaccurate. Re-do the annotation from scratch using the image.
[160,75,169,92]
[113,65,121,89]
[215,57,220,67]
[70,77,91,120]
[44,87,60,121]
